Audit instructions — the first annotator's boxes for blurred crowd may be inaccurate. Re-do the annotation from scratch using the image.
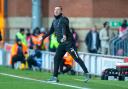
[10,27,78,73]
[85,19,128,55]
[13,27,79,52]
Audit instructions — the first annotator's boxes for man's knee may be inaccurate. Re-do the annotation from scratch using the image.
[74,57,84,64]
[12,56,18,63]
[68,48,79,59]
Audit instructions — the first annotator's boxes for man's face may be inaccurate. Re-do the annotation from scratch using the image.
[106,23,110,30]
[54,7,62,16]
[35,30,40,35]
[91,27,96,32]
[21,31,25,35]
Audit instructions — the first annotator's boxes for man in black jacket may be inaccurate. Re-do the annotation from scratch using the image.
[42,6,90,82]
[85,26,101,53]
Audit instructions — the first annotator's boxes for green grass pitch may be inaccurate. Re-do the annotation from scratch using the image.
[0,66,128,89]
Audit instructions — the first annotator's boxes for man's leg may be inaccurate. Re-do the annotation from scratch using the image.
[12,56,18,69]
[90,49,97,53]
[17,55,27,69]
[67,48,88,74]
[27,55,35,69]
[67,47,91,82]
[20,56,26,64]
[59,59,65,74]
[53,46,66,77]
[48,45,66,82]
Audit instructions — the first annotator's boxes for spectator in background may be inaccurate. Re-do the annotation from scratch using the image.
[42,29,49,51]
[40,27,46,33]
[10,39,28,69]
[26,28,32,48]
[119,19,128,38]
[28,27,43,71]
[31,27,44,50]
[27,48,42,71]
[99,22,110,54]
[85,26,100,53]
[16,28,27,46]
[43,35,49,51]
[70,28,79,50]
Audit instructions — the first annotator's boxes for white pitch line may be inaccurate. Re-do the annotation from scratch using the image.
[0,73,89,89]
[74,79,85,82]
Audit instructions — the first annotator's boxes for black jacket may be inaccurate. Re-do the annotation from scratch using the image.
[43,14,73,44]
[85,31,101,51]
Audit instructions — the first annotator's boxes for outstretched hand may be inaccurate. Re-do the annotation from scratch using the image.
[60,35,66,43]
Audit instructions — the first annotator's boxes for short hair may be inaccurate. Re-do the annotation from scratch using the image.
[55,6,62,10]
[103,21,109,27]
[20,28,25,32]
[123,19,127,23]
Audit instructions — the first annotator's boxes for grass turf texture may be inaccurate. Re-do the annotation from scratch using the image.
[0,66,128,89]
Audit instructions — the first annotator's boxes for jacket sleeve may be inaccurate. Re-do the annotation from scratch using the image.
[61,17,69,36]
[43,22,54,39]
[23,44,28,54]
[85,32,89,45]
[97,33,101,48]
[99,30,109,40]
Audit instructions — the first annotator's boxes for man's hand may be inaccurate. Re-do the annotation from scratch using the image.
[61,35,66,43]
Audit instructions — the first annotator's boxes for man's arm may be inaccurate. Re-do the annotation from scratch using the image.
[62,17,69,35]
[42,22,54,40]
[61,17,69,42]
[85,32,89,45]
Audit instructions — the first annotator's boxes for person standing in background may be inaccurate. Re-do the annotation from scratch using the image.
[99,22,110,54]
[85,26,100,53]
[118,19,128,38]
[70,28,79,50]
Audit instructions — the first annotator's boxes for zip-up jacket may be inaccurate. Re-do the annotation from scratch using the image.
[43,14,73,44]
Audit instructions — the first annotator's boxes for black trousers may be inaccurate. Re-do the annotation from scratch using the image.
[27,55,38,69]
[53,42,88,77]
[88,49,98,53]
[12,55,26,69]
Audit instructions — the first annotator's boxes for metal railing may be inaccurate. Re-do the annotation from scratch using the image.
[110,32,128,56]
[0,47,124,76]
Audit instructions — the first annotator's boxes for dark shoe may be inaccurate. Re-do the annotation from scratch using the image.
[84,73,91,83]
[47,76,59,83]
